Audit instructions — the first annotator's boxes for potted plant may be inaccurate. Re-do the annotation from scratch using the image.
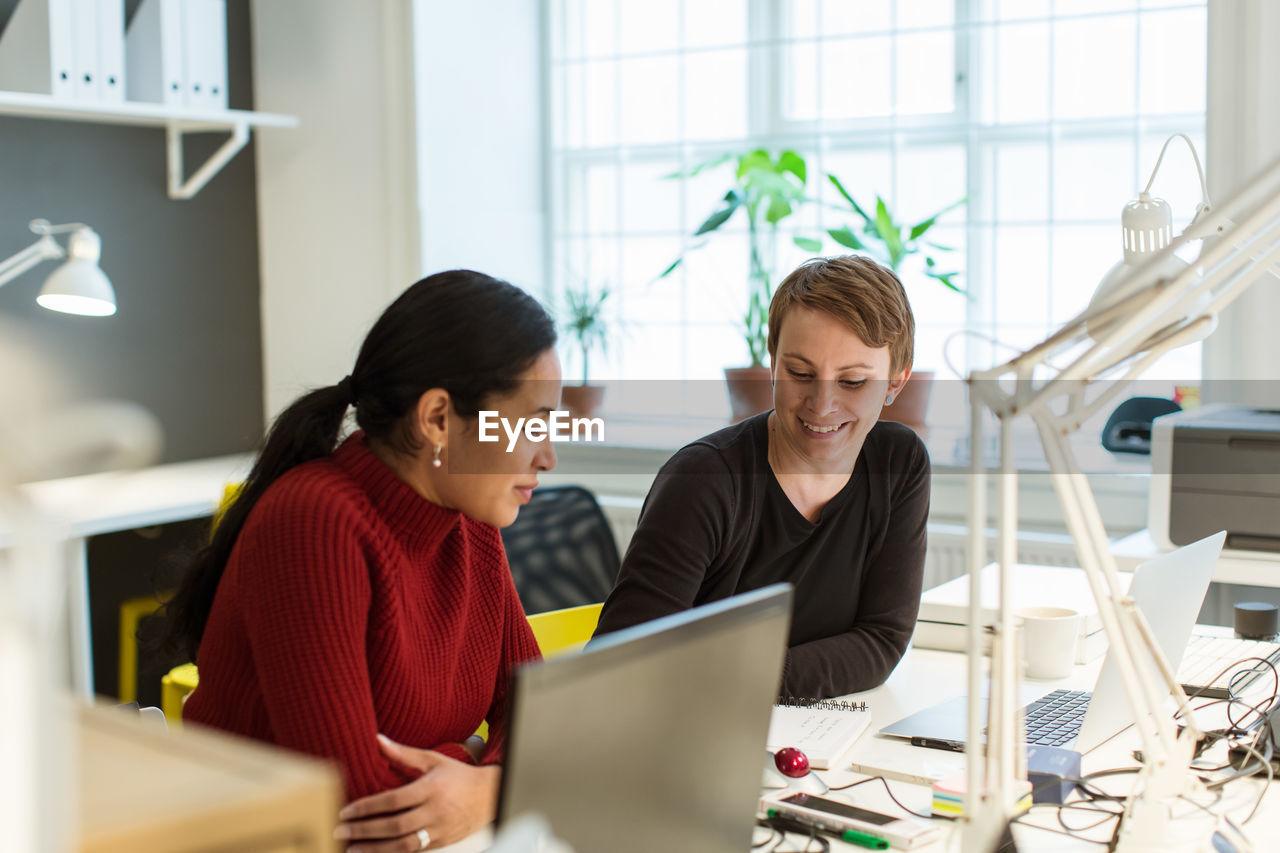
[662,149,809,421]
[821,174,966,433]
[559,282,610,419]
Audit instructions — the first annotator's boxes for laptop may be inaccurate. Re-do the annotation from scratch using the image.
[497,584,793,853]
[879,531,1225,753]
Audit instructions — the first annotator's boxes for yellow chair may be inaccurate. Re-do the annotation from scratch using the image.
[119,483,243,705]
[159,601,604,729]
[117,593,170,703]
[526,602,604,658]
[161,662,199,727]
[474,602,605,741]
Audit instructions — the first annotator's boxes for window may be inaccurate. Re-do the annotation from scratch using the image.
[546,0,1208,414]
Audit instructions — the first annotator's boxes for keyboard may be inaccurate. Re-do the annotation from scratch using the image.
[1022,688,1091,747]
[1177,632,1280,700]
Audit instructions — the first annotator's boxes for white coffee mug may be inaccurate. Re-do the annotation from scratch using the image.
[1017,606,1081,679]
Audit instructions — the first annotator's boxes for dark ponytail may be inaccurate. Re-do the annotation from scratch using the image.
[164,270,555,660]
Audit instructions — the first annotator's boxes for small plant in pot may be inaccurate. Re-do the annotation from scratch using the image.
[662,149,810,421]
[559,282,610,419]
[822,174,966,434]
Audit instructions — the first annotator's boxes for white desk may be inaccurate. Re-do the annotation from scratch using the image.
[1113,529,1280,587]
[431,639,1279,852]
[768,641,1280,851]
[3,454,252,696]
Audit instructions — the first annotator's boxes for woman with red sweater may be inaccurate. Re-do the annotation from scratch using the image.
[166,270,560,851]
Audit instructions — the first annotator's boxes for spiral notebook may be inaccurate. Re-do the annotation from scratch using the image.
[766,700,871,770]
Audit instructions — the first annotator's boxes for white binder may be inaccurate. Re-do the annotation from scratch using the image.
[97,0,125,102]
[0,0,76,100]
[70,0,98,100]
[183,0,228,110]
[125,0,184,107]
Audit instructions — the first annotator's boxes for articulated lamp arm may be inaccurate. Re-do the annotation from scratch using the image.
[0,226,64,289]
[963,146,1280,853]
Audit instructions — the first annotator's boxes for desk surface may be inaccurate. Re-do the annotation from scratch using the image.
[789,640,1279,851]
[461,639,1280,852]
[78,702,341,853]
[1113,528,1280,587]
[12,453,252,539]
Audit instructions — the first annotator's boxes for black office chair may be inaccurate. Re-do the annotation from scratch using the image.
[501,485,621,614]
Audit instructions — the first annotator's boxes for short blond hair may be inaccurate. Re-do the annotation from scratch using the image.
[767,255,915,377]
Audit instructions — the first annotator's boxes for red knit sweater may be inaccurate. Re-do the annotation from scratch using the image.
[184,435,541,800]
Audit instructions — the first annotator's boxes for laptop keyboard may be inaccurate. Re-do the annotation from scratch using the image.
[1022,688,1091,746]
[1177,632,1280,700]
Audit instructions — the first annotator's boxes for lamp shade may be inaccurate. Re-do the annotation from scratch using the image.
[34,229,116,317]
[1086,191,1214,344]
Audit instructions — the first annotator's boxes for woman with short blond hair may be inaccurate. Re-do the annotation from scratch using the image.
[594,255,930,699]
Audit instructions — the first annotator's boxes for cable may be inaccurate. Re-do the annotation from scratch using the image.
[1142,133,1212,212]
[941,328,1029,381]
[1009,814,1116,848]
[825,775,934,820]
[756,815,830,853]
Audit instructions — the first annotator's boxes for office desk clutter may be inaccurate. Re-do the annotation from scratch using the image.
[765,747,830,795]
[914,563,1132,666]
[767,702,872,770]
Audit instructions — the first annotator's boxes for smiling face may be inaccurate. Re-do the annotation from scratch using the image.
[432,348,563,527]
[770,306,908,474]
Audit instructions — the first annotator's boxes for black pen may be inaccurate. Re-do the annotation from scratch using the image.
[910,736,966,753]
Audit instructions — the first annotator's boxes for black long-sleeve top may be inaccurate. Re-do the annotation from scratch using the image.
[593,413,931,698]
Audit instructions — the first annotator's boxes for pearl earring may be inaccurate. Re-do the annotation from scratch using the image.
[432,445,443,468]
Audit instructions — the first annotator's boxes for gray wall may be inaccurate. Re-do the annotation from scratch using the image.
[0,0,263,464]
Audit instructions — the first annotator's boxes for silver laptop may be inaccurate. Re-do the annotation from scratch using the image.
[880,531,1225,753]
[498,584,792,853]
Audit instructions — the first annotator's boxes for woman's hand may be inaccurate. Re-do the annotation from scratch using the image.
[334,733,501,851]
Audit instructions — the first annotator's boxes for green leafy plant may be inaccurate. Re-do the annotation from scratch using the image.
[562,283,610,385]
[661,149,810,368]
[823,173,966,293]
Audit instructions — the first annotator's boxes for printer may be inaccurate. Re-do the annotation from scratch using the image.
[1150,404,1280,554]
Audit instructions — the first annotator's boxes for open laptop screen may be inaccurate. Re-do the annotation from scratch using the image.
[498,584,793,853]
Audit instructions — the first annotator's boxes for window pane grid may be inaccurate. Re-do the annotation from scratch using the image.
[547,0,1206,392]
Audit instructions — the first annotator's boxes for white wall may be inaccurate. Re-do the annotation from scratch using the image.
[251,0,547,422]
[251,0,420,420]
[412,0,546,293]
[1203,0,1280,397]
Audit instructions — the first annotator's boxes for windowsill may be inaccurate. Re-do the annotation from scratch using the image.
[544,410,1154,536]
[551,409,1153,475]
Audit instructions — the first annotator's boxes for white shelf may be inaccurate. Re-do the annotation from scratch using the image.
[0,89,297,198]
[0,89,295,130]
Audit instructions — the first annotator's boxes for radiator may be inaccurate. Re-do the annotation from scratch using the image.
[921,523,1080,590]
[599,496,644,558]
[598,499,1080,590]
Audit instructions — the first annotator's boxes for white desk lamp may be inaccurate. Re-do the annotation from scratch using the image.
[962,136,1280,853]
[0,219,116,317]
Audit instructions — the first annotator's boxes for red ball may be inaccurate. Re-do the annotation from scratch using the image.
[774,747,810,778]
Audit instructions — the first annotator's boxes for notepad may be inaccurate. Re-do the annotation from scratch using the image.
[766,703,871,770]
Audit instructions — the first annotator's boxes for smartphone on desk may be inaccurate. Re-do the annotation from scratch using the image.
[760,790,940,849]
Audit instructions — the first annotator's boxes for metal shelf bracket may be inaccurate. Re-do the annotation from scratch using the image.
[166,121,251,200]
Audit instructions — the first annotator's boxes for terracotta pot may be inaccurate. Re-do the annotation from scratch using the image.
[878,370,933,436]
[724,366,774,422]
[560,384,605,419]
